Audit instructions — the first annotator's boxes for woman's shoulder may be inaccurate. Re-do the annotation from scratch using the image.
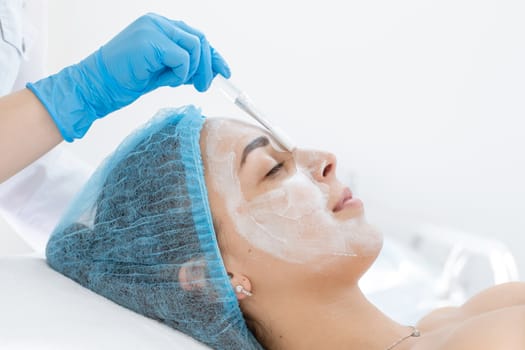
[460,281,525,314]
[427,305,525,350]
[417,281,525,331]
[412,282,525,349]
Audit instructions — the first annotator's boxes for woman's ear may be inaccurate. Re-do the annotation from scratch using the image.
[178,257,208,291]
[228,271,253,301]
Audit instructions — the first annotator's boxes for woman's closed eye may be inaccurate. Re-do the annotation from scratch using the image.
[266,162,284,178]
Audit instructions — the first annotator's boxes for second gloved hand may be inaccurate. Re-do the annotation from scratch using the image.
[27,13,231,142]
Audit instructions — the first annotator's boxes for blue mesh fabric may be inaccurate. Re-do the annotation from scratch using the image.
[46,106,263,350]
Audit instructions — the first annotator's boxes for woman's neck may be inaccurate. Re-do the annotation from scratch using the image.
[257,285,418,350]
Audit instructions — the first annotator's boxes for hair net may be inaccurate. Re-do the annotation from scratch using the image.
[46,106,263,350]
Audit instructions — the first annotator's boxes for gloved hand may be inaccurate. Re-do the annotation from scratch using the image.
[27,13,231,142]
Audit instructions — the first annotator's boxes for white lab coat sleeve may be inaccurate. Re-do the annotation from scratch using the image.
[12,0,46,91]
[0,0,25,95]
[0,0,93,253]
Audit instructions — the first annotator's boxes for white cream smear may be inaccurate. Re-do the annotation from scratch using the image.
[204,119,381,264]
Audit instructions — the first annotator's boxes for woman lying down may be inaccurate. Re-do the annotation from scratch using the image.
[46,106,525,350]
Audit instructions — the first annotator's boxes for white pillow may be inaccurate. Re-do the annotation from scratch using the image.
[0,255,211,350]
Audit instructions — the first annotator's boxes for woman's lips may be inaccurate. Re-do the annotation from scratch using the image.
[333,187,363,213]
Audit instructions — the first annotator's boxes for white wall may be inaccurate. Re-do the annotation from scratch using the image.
[47,1,525,273]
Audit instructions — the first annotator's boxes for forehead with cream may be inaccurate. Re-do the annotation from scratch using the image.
[203,118,281,161]
[202,118,382,264]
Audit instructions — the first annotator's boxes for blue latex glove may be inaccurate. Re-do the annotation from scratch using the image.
[27,13,231,142]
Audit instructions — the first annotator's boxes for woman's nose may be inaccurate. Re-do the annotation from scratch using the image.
[296,149,337,182]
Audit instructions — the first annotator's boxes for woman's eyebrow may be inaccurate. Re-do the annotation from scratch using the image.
[240,136,269,167]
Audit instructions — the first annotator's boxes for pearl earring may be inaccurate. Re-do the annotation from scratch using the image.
[235,285,253,297]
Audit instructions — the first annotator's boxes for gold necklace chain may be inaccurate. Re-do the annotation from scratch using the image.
[385,326,421,350]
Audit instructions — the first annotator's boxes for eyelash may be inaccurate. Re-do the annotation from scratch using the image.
[265,162,284,178]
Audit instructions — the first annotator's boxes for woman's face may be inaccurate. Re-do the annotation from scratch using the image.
[201,118,382,271]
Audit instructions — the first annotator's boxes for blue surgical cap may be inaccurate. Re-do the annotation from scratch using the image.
[46,106,263,350]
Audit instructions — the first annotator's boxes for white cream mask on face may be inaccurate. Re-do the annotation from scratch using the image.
[204,119,381,264]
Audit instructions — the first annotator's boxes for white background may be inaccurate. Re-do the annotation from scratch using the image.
[38,1,525,272]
